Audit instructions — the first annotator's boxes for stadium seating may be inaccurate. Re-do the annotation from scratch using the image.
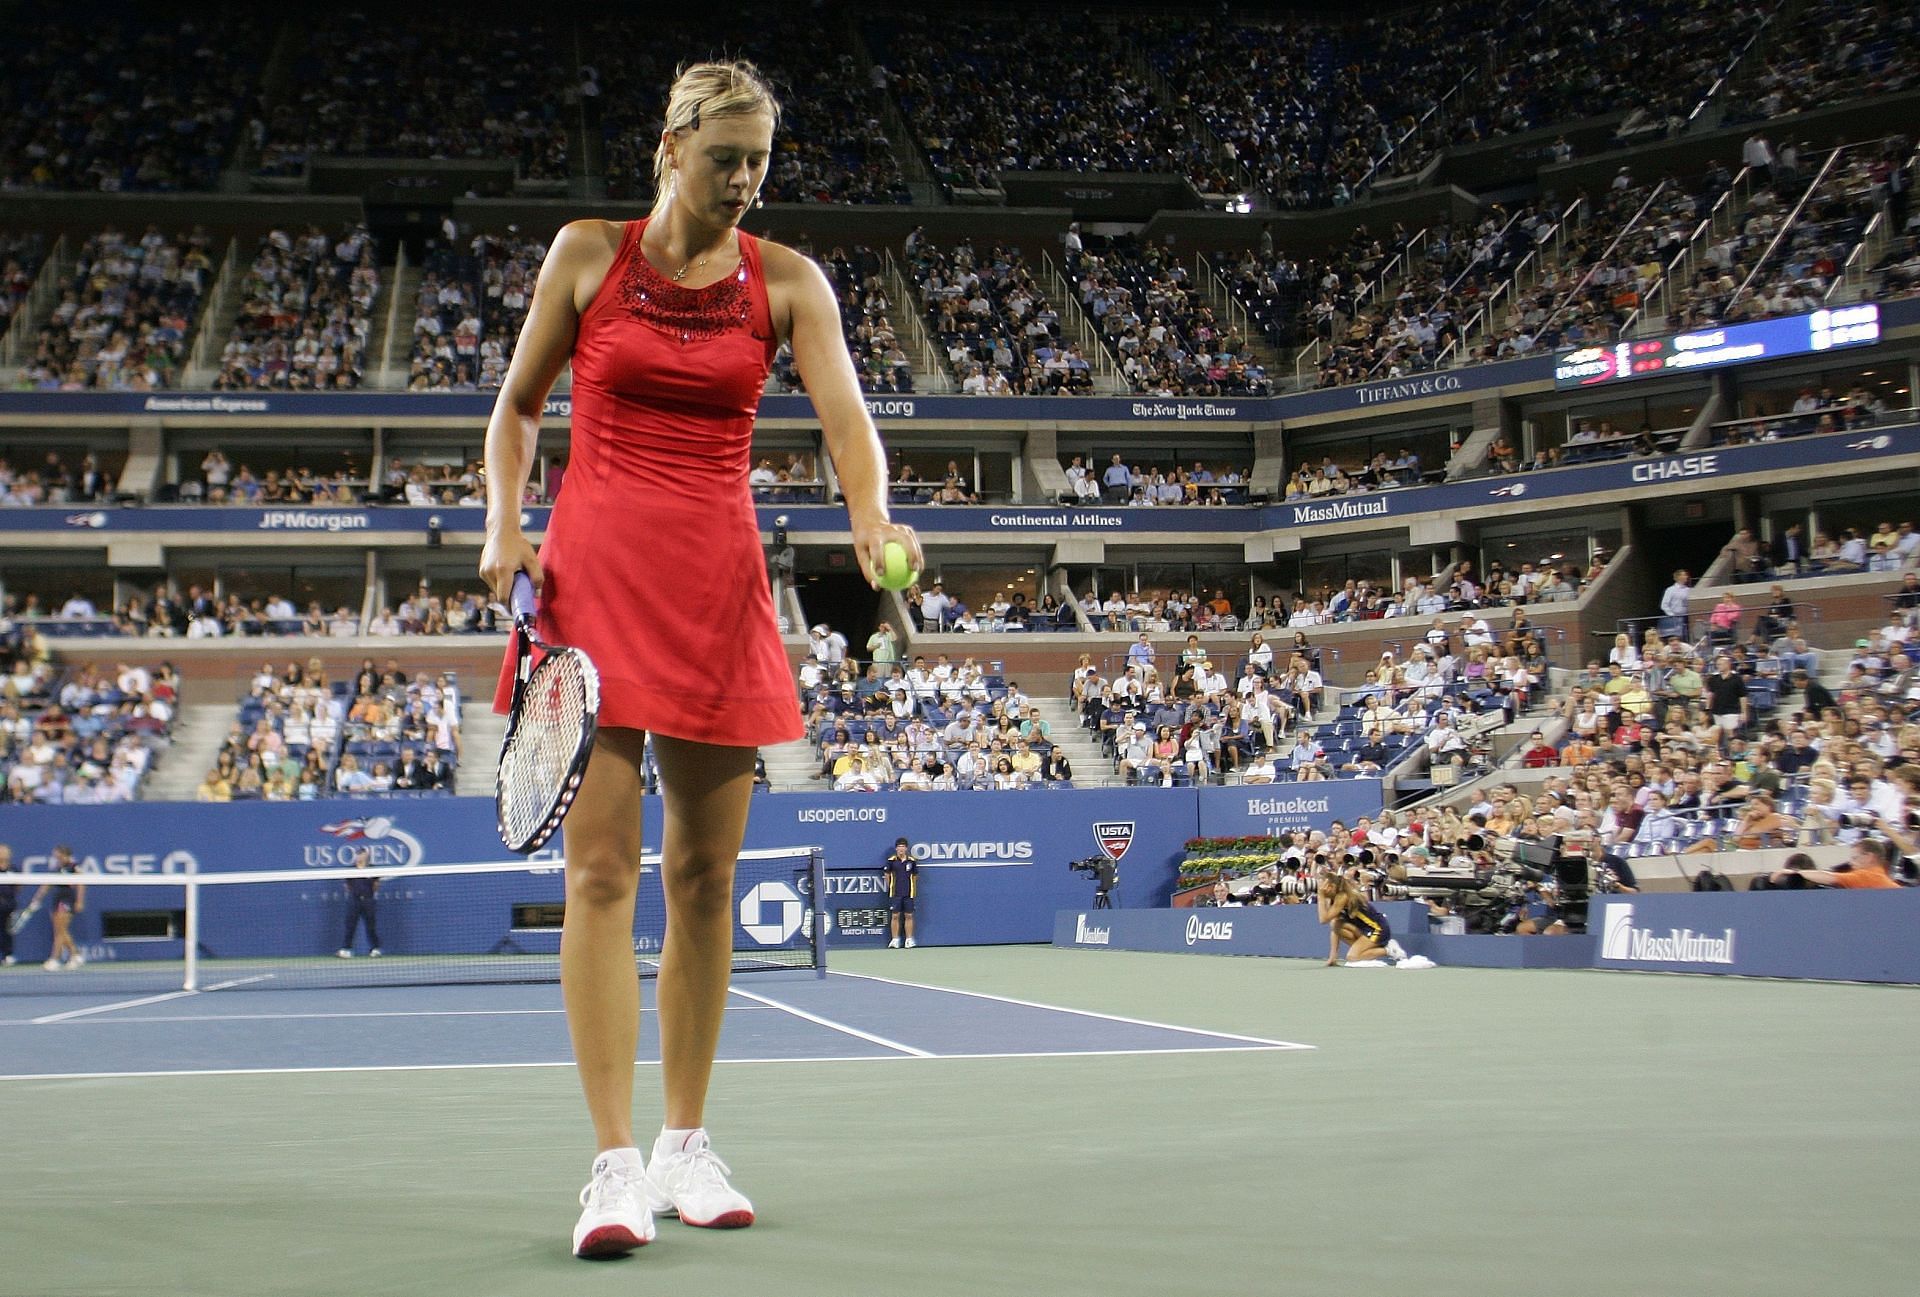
[255,17,568,179]
[15,227,214,390]
[0,654,175,804]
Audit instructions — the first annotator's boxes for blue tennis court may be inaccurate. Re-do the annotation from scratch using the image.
[0,965,1309,1079]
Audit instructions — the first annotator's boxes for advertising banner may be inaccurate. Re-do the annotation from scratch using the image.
[0,788,1201,958]
[6,419,1914,543]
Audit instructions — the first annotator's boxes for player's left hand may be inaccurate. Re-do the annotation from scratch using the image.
[853,519,924,590]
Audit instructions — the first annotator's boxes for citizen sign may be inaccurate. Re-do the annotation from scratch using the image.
[1185,914,1234,945]
[1599,903,1736,965]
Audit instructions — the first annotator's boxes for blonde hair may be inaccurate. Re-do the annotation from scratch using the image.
[652,60,783,214]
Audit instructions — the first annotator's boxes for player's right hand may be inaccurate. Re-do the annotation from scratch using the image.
[480,529,544,602]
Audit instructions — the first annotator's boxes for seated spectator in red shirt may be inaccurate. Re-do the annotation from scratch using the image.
[1520,731,1559,768]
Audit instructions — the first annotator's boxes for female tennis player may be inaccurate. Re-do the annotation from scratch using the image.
[1317,870,1398,967]
[479,61,921,1260]
[29,845,86,970]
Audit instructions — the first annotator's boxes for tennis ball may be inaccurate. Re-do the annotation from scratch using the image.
[875,540,917,590]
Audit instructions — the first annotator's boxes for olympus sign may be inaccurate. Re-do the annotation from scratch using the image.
[913,841,1035,864]
[1185,915,1234,945]
[1599,903,1736,965]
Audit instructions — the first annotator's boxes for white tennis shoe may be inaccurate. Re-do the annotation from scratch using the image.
[1386,939,1409,961]
[573,1151,655,1258]
[644,1131,755,1228]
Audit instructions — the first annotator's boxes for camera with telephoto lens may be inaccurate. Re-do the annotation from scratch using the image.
[1069,856,1119,909]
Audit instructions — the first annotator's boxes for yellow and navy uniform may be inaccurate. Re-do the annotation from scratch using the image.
[1338,892,1391,943]
[884,852,917,914]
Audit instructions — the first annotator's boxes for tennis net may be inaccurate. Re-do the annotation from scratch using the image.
[0,845,826,995]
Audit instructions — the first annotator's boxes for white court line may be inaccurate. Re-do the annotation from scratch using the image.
[0,1000,789,1027]
[825,969,1314,1050]
[724,984,934,1058]
[0,1044,1300,1083]
[26,975,275,1025]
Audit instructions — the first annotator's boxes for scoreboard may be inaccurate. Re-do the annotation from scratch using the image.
[1554,305,1881,389]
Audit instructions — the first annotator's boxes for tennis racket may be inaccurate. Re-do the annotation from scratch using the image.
[8,897,42,935]
[496,572,601,854]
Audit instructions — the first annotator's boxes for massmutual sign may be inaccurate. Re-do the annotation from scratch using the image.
[1597,902,1736,966]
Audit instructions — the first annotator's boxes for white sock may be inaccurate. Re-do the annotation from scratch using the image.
[655,1127,704,1159]
[595,1145,643,1172]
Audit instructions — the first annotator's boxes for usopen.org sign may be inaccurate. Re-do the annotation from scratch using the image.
[1598,902,1736,966]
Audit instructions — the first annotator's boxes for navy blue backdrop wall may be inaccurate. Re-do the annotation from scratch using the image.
[0,787,1283,957]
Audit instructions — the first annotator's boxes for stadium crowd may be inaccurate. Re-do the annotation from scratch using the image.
[201,658,461,800]
[1073,240,1272,396]
[1062,455,1251,506]
[906,237,1092,396]
[212,225,380,391]
[252,15,568,179]
[799,629,1069,790]
[0,7,269,192]
[0,630,176,805]
[14,226,215,391]
[591,12,911,204]
[407,227,546,392]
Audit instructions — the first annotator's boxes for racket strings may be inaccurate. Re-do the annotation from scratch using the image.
[499,650,596,850]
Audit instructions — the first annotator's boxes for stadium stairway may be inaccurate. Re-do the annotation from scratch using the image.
[454,703,506,798]
[761,737,826,790]
[366,257,412,388]
[144,703,238,800]
[1030,697,1108,781]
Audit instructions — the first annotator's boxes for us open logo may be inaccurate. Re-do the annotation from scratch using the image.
[1093,821,1135,863]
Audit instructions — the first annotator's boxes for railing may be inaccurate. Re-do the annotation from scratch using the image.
[1452,198,1587,361]
[1725,143,1847,315]
[883,248,953,393]
[377,241,409,388]
[0,234,66,368]
[1622,164,1756,336]
[1040,250,1122,391]
[1374,207,1527,378]
[1826,209,1884,305]
[1194,253,1252,349]
[1681,3,1781,129]
[186,237,242,379]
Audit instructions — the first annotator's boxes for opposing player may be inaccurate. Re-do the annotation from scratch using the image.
[29,845,86,971]
[478,61,921,1260]
[1318,869,1406,967]
[884,836,917,948]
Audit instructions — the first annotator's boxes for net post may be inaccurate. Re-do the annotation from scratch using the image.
[183,871,200,993]
[810,846,827,979]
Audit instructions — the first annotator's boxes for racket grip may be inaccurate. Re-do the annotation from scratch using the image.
[509,571,538,620]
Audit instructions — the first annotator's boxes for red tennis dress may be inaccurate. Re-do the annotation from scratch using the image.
[493,219,803,746]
